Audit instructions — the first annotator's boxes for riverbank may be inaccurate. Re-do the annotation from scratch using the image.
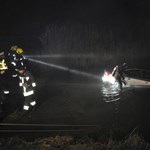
[0,129,149,150]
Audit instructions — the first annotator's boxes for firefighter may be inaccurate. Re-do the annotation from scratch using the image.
[112,63,127,89]
[0,51,8,74]
[3,46,27,99]
[0,51,9,113]
[6,45,27,78]
[18,67,36,111]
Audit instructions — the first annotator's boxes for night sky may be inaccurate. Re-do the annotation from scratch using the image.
[0,0,150,51]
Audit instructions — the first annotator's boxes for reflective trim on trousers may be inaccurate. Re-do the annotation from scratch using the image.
[32,83,36,87]
[4,91,9,94]
[30,101,36,106]
[23,105,29,110]
[23,90,34,97]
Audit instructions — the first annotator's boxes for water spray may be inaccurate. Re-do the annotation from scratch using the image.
[28,58,99,80]
[25,54,97,59]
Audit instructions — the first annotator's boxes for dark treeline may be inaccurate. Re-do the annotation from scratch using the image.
[1,0,150,68]
[38,21,150,68]
[0,20,149,69]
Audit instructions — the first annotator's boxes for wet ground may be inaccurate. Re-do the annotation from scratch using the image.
[0,58,150,141]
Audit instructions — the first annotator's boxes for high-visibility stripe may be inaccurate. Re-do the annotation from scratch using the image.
[19,82,23,86]
[12,74,18,77]
[20,76,35,96]
[23,90,34,97]
[0,59,8,70]
[32,83,36,87]
[21,62,24,66]
[11,62,16,66]
[4,91,9,94]
[23,105,29,110]
[20,76,26,96]
[30,101,36,106]
[26,77,29,81]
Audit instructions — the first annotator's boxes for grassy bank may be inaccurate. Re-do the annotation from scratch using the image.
[0,131,149,150]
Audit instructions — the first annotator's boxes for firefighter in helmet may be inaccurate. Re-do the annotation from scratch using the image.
[0,51,10,113]
[6,45,27,78]
[18,66,37,111]
[4,45,27,96]
[3,46,29,111]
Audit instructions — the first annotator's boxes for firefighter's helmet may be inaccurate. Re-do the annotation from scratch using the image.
[16,48,23,54]
[11,45,18,51]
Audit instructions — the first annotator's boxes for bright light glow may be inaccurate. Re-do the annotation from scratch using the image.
[28,58,99,80]
[102,73,116,84]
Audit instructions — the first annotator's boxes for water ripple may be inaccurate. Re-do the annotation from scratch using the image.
[101,83,121,102]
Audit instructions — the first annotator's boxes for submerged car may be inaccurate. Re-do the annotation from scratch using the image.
[102,68,150,87]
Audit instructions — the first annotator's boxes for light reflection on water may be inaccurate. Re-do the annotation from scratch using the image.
[101,82,121,102]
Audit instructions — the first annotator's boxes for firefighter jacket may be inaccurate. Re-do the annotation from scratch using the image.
[18,70,36,97]
[7,51,27,71]
[0,51,8,74]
